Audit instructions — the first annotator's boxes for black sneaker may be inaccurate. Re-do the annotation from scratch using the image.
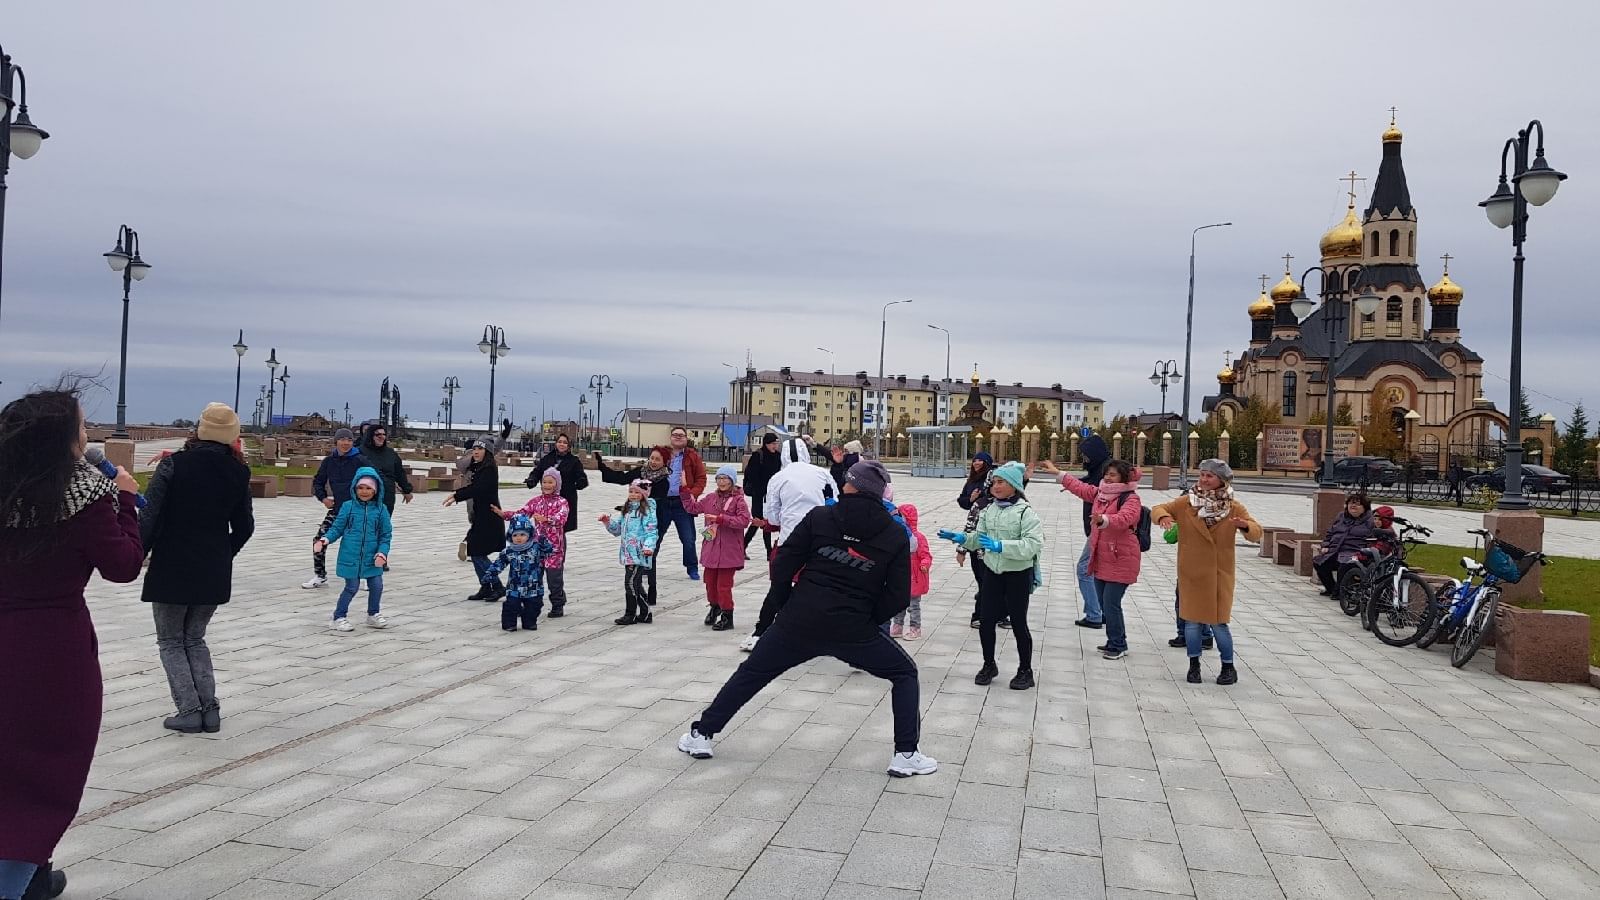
[548,608,564,619]
[637,611,653,624]
[974,662,999,686]
[998,618,1012,630]
[1096,644,1109,653]
[970,616,980,629]
[1009,669,1035,690]
[614,614,636,626]
[1167,636,1186,648]
[1076,618,1104,629]
[1217,663,1238,686]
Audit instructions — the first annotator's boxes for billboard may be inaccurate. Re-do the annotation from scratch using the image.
[1262,425,1359,472]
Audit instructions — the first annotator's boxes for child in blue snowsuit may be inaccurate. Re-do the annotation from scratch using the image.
[482,513,555,632]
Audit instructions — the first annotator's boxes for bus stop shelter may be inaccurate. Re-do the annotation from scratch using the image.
[908,425,972,478]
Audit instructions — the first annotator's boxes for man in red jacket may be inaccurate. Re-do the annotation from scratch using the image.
[660,426,706,580]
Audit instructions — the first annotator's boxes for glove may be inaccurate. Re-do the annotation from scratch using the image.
[1163,523,1179,544]
[936,529,964,544]
[978,534,1003,553]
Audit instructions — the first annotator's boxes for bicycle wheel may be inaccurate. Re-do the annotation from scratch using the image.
[1372,571,1436,647]
[1451,588,1498,668]
[1337,565,1368,617]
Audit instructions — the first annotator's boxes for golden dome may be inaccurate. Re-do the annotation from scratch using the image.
[1248,289,1274,319]
[1428,273,1463,305]
[1217,365,1238,384]
[1269,271,1302,303]
[1319,204,1364,259]
[1382,108,1403,143]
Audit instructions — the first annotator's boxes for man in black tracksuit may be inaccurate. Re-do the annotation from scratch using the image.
[679,460,938,778]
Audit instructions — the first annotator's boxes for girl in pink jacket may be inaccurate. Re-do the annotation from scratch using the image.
[681,464,752,632]
[492,469,571,615]
[891,504,933,640]
[1057,460,1143,660]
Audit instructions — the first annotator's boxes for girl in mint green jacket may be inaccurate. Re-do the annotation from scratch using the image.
[938,461,1043,690]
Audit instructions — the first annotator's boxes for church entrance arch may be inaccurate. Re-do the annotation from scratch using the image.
[1429,407,1510,469]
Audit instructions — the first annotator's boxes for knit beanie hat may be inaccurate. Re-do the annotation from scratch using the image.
[540,468,563,493]
[992,461,1027,493]
[1199,458,1234,483]
[356,475,380,493]
[629,478,652,495]
[762,433,780,446]
[843,440,864,455]
[196,403,240,446]
[845,459,890,499]
[334,428,355,442]
[716,464,738,486]
[508,513,535,538]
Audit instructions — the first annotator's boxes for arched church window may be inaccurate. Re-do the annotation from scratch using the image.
[1389,229,1400,257]
[1370,231,1380,257]
[1413,298,1423,335]
[1387,297,1402,337]
[1282,372,1298,417]
[1387,297,1402,320]
[1408,231,1415,258]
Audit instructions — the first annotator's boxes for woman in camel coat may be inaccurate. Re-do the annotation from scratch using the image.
[1149,458,1261,686]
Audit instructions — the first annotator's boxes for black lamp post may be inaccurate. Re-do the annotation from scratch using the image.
[670,372,688,428]
[1178,222,1232,488]
[1148,360,1181,417]
[0,46,50,344]
[876,299,913,458]
[577,394,588,448]
[589,374,612,449]
[104,225,152,439]
[1290,264,1381,487]
[1480,120,1567,510]
[441,376,460,436]
[277,365,291,428]
[478,326,508,432]
[232,330,248,413]
[264,348,280,434]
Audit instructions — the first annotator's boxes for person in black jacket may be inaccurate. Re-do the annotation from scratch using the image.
[527,434,588,533]
[359,424,414,515]
[955,451,994,627]
[679,460,938,778]
[444,440,507,601]
[741,433,782,557]
[302,429,368,589]
[1073,434,1110,628]
[138,404,254,734]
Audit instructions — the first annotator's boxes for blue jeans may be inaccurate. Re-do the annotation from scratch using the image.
[1175,587,1212,640]
[660,496,699,573]
[335,575,383,619]
[472,555,494,583]
[1187,622,1233,662]
[1077,539,1101,623]
[0,861,37,898]
[1096,579,1129,652]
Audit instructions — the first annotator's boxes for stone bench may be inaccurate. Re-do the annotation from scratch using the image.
[407,475,428,495]
[428,476,460,492]
[1272,533,1318,576]
[1258,527,1293,559]
[428,466,450,478]
[282,474,315,498]
[248,475,278,499]
[1496,606,1593,682]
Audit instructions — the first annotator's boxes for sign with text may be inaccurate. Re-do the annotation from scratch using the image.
[1262,425,1358,471]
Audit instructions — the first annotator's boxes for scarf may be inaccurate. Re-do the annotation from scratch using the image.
[1188,484,1234,525]
[640,460,670,484]
[1097,480,1136,504]
[3,459,118,529]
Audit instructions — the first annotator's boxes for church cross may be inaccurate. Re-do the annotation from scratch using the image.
[1223,349,1232,367]
[1259,274,1270,293]
[1281,252,1294,274]
[1389,106,1398,126]
[1439,252,1453,274]
[1341,170,1366,207]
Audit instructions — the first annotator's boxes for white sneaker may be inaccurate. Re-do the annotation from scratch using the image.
[331,617,353,632]
[739,634,759,653]
[887,750,939,778]
[302,577,327,589]
[366,614,389,629]
[678,729,714,759]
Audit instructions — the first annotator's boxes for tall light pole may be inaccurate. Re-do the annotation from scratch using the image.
[264,348,280,434]
[670,372,688,428]
[611,381,628,449]
[927,323,951,425]
[589,374,612,449]
[528,390,544,443]
[1479,120,1567,510]
[478,325,509,433]
[0,45,50,346]
[232,330,249,412]
[277,365,291,427]
[1148,360,1181,417]
[441,376,460,436]
[816,347,835,436]
[1290,264,1379,489]
[877,299,913,458]
[1178,223,1231,488]
[103,225,152,439]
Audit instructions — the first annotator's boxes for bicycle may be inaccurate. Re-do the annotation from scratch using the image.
[1353,519,1437,647]
[1418,528,1549,668]
[1334,521,1415,618]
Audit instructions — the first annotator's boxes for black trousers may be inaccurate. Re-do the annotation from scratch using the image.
[743,495,773,555]
[1313,558,1349,594]
[694,620,922,753]
[969,554,990,621]
[979,568,1033,670]
[625,564,650,617]
[502,592,543,630]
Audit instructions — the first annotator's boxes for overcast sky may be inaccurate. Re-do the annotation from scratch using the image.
[3,1,1597,431]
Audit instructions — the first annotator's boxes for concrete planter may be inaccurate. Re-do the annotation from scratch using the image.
[1494,604,1593,684]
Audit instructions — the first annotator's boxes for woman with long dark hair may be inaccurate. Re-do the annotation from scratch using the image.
[444,440,506,601]
[528,433,588,534]
[0,387,144,900]
[138,404,255,734]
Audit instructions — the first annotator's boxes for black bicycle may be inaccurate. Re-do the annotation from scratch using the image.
[1337,519,1437,646]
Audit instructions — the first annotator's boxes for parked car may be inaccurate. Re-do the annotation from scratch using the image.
[1326,456,1403,487]
[1464,464,1571,495]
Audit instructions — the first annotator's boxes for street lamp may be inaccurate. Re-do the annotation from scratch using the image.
[1148,360,1181,417]
[1178,222,1232,488]
[877,299,913,458]
[104,225,152,439]
[815,347,835,435]
[1290,264,1381,489]
[277,365,291,428]
[1479,119,1567,510]
[232,330,249,413]
[928,324,952,425]
[264,348,280,434]
[478,325,509,433]
[441,376,460,436]
[670,372,688,428]
[577,394,588,447]
[589,374,612,450]
[1,45,50,340]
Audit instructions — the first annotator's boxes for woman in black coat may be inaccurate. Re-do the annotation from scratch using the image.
[138,404,255,734]
[445,441,505,601]
[528,433,589,533]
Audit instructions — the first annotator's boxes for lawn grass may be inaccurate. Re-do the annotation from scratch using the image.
[132,464,319,491]
[1407,543,1600,667]
[1381,496,1600,522]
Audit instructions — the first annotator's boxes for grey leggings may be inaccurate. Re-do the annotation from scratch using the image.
[153,603,218,716]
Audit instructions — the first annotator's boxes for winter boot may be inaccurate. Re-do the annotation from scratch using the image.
[636,609,653,624]
[1217,663,1238,686]
[202,704,221,734]
[466,583,491,602]
[705,605,719,626]
[164,711,204,733]
[712,609,734,631]
[1009,668,1035,690]
[485,581,505,602]
[974,662,999,686]
[614,614,637,626]
[21,861,66,900]
[1186,658,1202,684]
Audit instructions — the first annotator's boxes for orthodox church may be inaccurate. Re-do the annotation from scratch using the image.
[1209,116,1501,465]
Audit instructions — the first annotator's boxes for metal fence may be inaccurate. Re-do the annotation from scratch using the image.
[1365,471,1600,513]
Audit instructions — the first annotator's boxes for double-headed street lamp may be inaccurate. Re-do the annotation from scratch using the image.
[1149,360,1181,417]
[232,331,249,412]
[1178,222,1232,488]
[104,225,152,439]
[264,349,280,434]
[0,45,50,339]
[589,374,612,448]
[876,299,913,458]
[478,326,509,431]
[441,376,461,435]
[1290,265,1381,488]
[1479,120,1568,510]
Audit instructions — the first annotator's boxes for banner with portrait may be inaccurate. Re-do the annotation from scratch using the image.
[1262,424,1359,471]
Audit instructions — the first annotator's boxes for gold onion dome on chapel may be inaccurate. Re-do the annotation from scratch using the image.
[1217,365,1238,384]
[1248,287,1274,319]
[1428,273,1463,305]
[1269,271,1301,303]
[1319,204,1364,259]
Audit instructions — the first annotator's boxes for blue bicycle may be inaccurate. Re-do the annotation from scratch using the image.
[1418,528,1549,668]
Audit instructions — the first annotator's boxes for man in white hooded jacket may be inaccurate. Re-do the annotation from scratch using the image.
[742,436,833,651]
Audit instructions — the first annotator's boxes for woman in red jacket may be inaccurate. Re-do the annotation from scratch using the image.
[1056,459,1143,660]
[0,389,145,900]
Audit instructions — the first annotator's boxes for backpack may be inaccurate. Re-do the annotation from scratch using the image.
[1115,493,1153,552]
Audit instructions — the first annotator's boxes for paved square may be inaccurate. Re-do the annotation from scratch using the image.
[57,469,1600,898]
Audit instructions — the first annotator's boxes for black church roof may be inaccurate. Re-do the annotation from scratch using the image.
[1365,139,1414,220]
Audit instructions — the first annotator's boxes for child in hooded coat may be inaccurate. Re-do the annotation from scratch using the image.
[493,469,571,615]
[681,464,752,631]
[314,467,393,632]
[601,480,658,625]
[891,503,933,640]
[482,513,555,632]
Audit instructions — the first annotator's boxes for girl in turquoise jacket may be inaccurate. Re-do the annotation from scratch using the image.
[313,467,393,632]
[600,479,658,626]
